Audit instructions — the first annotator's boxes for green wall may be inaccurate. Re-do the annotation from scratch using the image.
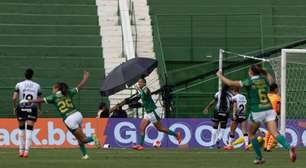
[150,0,306,118]
[0,0,106,117]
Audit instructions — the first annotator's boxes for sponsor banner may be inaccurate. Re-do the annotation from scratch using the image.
[0,118,107,148]
[105,119,306,148]
[0,118,305,148]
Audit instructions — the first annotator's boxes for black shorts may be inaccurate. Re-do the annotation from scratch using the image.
[212,112,229,124]
[232,114,247,123]
[16,104,38,122]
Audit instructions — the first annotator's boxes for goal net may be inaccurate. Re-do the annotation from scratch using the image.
[219,49,306,135]
[269,49,306,134]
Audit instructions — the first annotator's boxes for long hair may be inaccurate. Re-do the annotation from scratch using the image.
[56,82,69,96]
[219,85,230,113]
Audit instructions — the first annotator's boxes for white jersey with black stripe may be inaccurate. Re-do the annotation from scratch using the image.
[15,80,41,102]
[214,91,233,113]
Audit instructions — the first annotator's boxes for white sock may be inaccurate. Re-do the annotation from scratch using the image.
[25,129,32,152]
[228,137,233,146]
[211,129,218,145]
[18,129,25,152]
[218,128,225,141]
[244,134,249,147]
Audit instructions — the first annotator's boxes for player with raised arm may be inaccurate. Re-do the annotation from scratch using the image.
[203,85,233,148]
[224,87,249,150]
[12,69,42,158]
[216,64,296,164]
[22,71,100,159]
[132,78,181,150]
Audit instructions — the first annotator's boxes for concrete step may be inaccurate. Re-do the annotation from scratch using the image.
[99,17,119,26]
[101,26,121,32]
[98,8,117,16]
[96,0,118,7]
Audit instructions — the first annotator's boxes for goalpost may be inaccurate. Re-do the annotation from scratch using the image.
[278,49,306,135]
[219,48,306,136]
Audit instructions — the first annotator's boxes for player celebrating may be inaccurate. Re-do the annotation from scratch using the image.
[12,69,42,158]
[132,78,181,150]
[224,87,248,150]
[203,85,233,148]
[22,71,100,159]
[216,64,296,164]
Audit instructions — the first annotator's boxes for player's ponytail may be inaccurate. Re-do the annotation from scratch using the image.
[250,64,260,75]
[219,85,230,113]
[57,82,69,96]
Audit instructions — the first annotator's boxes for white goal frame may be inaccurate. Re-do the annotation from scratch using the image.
[280,49,306,135]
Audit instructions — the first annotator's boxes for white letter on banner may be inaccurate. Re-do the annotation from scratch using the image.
[302,130,306,147]
[145,123,164,144]
[286,128,298,146]
[0,129,10,145]
[10,129,19,145]
[67,131,78,145]
[114,122,137,144]
[195,125,214,147]
[168,123,191,145]
[48,122,65,145]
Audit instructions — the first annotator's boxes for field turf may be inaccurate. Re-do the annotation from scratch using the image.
[0,148,305,168]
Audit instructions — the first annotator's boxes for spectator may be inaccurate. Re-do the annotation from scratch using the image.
[96,102,110,118]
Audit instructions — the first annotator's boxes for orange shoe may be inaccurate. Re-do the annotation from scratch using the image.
[19,151,24,158]
[176,131,182,144]
[23,151,29,158]
[224,146,234,150]
[289,146,297,162]
[132,145,144,151]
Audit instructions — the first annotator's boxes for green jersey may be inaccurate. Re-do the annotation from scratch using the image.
[139,87,156,113]
[240,75,272,112]
[44,88,78,119]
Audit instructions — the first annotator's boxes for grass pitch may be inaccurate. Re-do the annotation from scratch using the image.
[0,148,305,168]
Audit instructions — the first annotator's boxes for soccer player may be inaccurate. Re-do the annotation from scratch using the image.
[22,71,100,159]
[216,64,296,164]
[264,83,281,151]
[224,87,248,150]
[12,69,42,158]
[203,85,233,148]
[132,78,181,150]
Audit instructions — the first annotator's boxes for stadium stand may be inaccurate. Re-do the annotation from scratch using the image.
[0,0,105,117]
[149,0,306,117]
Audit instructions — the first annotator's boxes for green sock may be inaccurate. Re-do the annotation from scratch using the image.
[276,135,290,150]
[85,137,94,143]
[140,134,145,146]
[79,143,87,156]
[168,130,177,137]
[251,138,262,160]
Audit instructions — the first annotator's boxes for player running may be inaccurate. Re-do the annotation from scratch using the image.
[132,78,181,150]
[216,64,296,164]
[22,71,100,159]
[12,69,42,158]
[224,87,249,150]
[264,83,281,152]
[203,85,233,148]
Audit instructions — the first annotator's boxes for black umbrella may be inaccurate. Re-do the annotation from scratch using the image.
[100,57,157,96]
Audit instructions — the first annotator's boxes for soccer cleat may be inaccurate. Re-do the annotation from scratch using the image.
[92,134,101,149]
[81,154,89,160]
[176,131,182,145]
[23,151,29,158]
[289,146,297,162]
[19,151,24,158]
[223,145,234,150]
[253,158,265,165]
[132,145,144,151]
